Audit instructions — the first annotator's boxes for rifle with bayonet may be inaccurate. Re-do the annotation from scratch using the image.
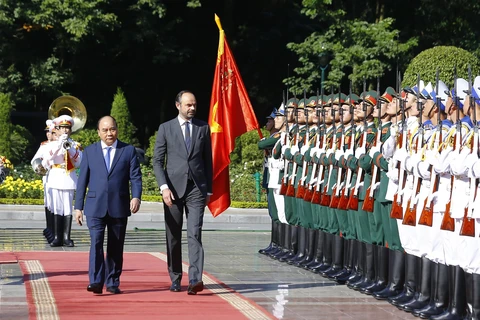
[320,87,336,207]
[296,90,310,199]
[285,94,301,198]
[348,79,368,210]
[419,68,442,227]
[362,77,381,212]
[338,82,356,210]
[279,89,290,196]
[441,67,459,232]
[391,72,407,219]
[460,65,477,237]
[311,91,327,205]
[330,89,345,208]
[403,74,424,226]
[304,89,321,202]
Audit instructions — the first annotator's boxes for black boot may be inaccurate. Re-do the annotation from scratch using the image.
[305,230,324,270]
[270,223,286,258]
[345,240,363,285]
[50,215,64,247]
[297,228,316,267]
[373,249,405,300]
[43,207,51,236]
[362,245,389,295]
[46,208,55,243]
[389,253,419,307]
[399,256,432,312]
[415,262,449,318]
[321,234,344,278]
[259,221,275,254]
[312,232,333,273]
[350,242,375,291]
[331,239,355,284]
[278,225,297,262]
[465,272,480,320]
[63,215,75,247]
[287,226,306,265]
[347,241,367,289]
[430,265,467,320]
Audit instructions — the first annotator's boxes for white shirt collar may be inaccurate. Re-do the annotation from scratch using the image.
[101,140,118,149]
[177,116,191,126]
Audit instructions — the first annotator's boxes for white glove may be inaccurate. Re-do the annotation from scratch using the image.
[280,132,287,145]
[290,145,299,155]
[369,145,381,158]
[417,161,431,179]
[355,146,366,158]
[300,145,309,154]
[335,150,344,161]
[386,168,399,183]
[281,145,288,155]
[425,149,440,166]
[392,148,408,163]
[309,147,319,158]
[59,134,69,142]
[344,148,353,159]
[389,125,398,138]
[465,153,479,178]
[326,148,334,157]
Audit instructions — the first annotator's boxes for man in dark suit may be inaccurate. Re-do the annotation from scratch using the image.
[153,90,213,295]
[74,115,142,295]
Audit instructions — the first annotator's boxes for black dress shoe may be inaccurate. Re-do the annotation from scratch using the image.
[106,286,122,294]
[170,279,181,292]
[87,283,103,294]
[187,280,204,295]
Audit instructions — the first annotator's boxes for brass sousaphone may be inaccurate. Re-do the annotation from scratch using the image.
[48,95,87,133]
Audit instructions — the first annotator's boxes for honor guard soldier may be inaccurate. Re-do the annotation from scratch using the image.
[258,106,283,255]
[43,115,82,247]
[31,119,56,243]
[271,98,298,261]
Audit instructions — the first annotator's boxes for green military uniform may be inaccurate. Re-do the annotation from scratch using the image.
[258,131,281,222]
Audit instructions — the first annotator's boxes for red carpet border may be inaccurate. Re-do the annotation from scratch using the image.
[1,251,273,320]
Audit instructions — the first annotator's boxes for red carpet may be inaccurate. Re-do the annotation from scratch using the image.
[2,251,273,320]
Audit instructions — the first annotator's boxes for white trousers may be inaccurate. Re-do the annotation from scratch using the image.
[50,189,74,216]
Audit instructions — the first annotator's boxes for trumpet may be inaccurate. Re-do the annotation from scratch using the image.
[32,158,47,176]
[62,139,72,150]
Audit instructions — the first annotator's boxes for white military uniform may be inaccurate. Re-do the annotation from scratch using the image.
[42,116,82,216]
[31,120,55,212]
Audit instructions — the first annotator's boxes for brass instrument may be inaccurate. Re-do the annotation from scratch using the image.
[48,95,87,133]
[31,158,47,176]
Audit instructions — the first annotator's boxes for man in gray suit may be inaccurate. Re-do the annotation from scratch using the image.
[153,90,213,295]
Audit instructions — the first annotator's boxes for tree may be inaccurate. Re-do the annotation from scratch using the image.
[71,128,99,149]
[403,46,480,88]
[0,93,12,159]
[110,88,138,146]
[10,124,34,164]
[285,17,417,93]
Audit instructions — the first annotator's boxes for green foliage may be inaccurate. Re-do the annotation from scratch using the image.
[110,88,138,146]
[141,164,160,196]
[230,169,267,203]
[71,128,99,149]
[145,131,157,165]
[0,93,12,159]
[230,129,265,174]
[10,125,34,164]
[29,55,72,97]
[231,201,267,209]
[0,198,44,205]
[286,18,417,92]
[403,46,480,88]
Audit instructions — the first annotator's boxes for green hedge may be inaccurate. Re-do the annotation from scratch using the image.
[0,197,268,208]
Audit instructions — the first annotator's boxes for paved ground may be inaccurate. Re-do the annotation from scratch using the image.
[0,204,416,320]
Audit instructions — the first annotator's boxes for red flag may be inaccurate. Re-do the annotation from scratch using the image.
[208,14,262,217]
